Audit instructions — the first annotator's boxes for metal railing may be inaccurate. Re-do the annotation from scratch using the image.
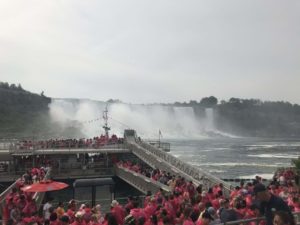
[141,141,232,190]
[0,167,51,222]
[52,167,114,179]
[0,179,21,214]
[148,141,170,152]
[8,143,126,154]
[0,142,13,150]
[126,141,204,188]
[115,165,171,194]
[217,212,300,225]
[127,139,233,195]
[42,195,147,215]
[33,168,52,209]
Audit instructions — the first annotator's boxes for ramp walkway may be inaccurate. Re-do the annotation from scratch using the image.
[124,130,232,195]
[115,165,171,195]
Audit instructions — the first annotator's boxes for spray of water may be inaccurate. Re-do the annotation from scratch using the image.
[49,99,235,139]
[205,108,215,131]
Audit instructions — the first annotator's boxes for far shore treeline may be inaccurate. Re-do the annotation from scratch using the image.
[1,81,300,139]
[0,82,83,139]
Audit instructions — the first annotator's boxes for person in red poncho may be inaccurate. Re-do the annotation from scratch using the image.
[71,211,84,225]
[22,196,37,217]
[182,206,194,225]
[110,200,126,225]
[130,201,146,222]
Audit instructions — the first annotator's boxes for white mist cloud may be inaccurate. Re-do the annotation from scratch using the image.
[49,99,225,139]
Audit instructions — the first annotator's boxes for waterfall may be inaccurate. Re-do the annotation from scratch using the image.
[205,108,215,131]
[49,99,207,139]
[49,99,239,139]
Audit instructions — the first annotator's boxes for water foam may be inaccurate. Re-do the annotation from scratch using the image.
[239,173,274,179]
[247,154,299,159]
[208,169,226,173]
[197,162,289,168]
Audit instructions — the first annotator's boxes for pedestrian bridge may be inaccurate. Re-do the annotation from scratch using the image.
[123,130,233,195]
[114,165,171,194]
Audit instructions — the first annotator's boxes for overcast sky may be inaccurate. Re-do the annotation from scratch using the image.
[0,0,299,104]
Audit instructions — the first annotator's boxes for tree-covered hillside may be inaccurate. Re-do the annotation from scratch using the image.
[1,82,300,138]
[216,98,300,137]
[168,96,300,137]
[0,82,82,139]
[0,82,51,138]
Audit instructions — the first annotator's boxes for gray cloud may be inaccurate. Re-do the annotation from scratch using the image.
[0,0,299,103]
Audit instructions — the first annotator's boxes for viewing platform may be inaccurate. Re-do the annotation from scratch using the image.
[1,130,300,225]
[0,130,232,194]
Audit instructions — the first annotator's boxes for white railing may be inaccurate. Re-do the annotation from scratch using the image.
[8,143,126,154]
[126,139,232,196]
[115,165,171,194]
[32,168,52,209]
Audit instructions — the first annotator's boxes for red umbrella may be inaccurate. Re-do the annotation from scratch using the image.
[21,180,69,192]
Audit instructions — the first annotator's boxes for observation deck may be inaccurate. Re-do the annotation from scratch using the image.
[0,130,232,193]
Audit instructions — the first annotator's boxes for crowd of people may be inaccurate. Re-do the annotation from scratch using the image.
[16,135,124,150]
[2,163,300,225]
[117,161,299,224]
[2,167,46,224]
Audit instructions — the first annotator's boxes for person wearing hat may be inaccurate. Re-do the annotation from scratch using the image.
[93,204,104,224]
[253,183,295,225]
[71,211,84,225]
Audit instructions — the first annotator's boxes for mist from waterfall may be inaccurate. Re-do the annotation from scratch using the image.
[205,108,215,131]
[49,99,224,139]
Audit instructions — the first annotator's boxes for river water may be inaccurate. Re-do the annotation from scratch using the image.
[167,138,300,180]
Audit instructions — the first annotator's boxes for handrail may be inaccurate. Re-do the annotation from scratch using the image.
[142,141,231,189]
[7,144,126,154]
[126,141,205,189]
[32,168,52,209]
[0,175,28,219]
[0,179,21,207]
[0,142,14,150]
[126,139,232,195]
[52,167,114,179]
[115,165,171,194]
[217,212,300,225]
[0,167,51,221]
[3,140,124,150]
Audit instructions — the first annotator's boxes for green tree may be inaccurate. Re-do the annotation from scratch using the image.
[189,100,198,106]
[17,83,23,90]
[200,96,218,107]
